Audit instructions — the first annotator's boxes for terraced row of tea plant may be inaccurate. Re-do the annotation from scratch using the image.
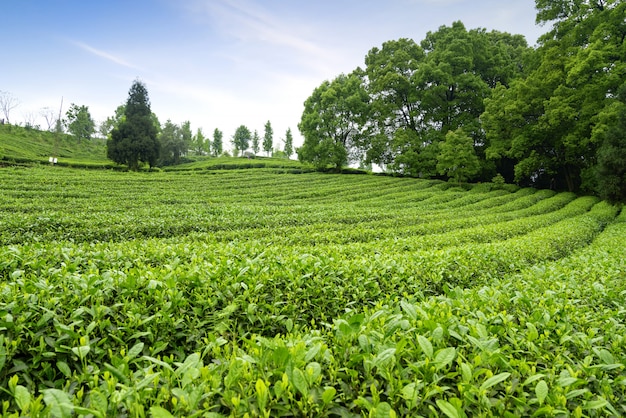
[0,166,623,417]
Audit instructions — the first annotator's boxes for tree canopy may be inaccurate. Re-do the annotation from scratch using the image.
[296,3,626,200]
[65,103,95,141]
[232,125,251,155]
[107,80,160,170]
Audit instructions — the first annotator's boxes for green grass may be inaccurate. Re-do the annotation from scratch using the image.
[0,166,624,417]
[0,124,109,166]
[0,124,306,172]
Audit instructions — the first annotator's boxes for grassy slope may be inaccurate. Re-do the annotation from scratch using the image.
[0,124,306,171]
[0,124,110,166]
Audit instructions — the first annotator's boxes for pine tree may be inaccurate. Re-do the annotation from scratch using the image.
[107,80,159,170]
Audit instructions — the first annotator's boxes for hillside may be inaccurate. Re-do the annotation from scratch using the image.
[0,166,624,416]
[0,124,306,171]
[0,124,110,167]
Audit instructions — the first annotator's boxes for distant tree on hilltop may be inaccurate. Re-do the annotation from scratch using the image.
[232,125,251,156]
[107,80,160,170]
[65,103,95,141]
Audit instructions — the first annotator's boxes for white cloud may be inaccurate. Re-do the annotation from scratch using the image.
[70,40,142,71]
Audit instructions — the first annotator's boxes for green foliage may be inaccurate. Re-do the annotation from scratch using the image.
[263,120,273,156]
[212,128,223,157]
[158,120,188,166]
[298,72,369,168]
[107,80,160,170]
[0,123,109,166]
[0,163,623,416]
[64,103,95,141]
[251,129,260,155]
[437,128,481,183]
[191,127,208,155]
[232,125,251,155]
[283,128,293,159]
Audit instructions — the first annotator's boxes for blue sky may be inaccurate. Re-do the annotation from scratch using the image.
[2,0,545,149]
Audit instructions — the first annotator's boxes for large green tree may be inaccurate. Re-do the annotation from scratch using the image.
[361,26,528,177]
[483,0,625,191]
[298,72,369,169]
[363,38,425,170]
[107,80,160,170]
[65,103,95,141]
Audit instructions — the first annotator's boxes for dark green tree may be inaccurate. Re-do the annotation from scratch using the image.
[65,103,95,141]
[232,125,251,155]
[483,0,625,191]
[263,121,273,156]
[594,83,626,203]
[212,128,223,156]
[107,80,159,170]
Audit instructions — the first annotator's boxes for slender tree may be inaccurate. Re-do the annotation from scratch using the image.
[181,121,192,157]
[284,128,294,159]
[107,80,159,170]
[263,120,273,156]
[212,128,223,156]
[193,127,208,155]
[252,130,260,155]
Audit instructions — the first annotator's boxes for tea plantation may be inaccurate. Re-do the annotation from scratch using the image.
[0,166,624,417]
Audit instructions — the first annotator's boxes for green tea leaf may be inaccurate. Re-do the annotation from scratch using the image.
[71,345,90,360]
[322,387,336,405]
[479,372,511,392]
[42,389,73,418]
[57,361,71,378]
[417,335,433,358]
[255,379,268,411]
[400,300,418,321]
[436,399,460,418]
[150,406,175,418]
[291,368,308,397]
[434,347,456,370]
[535,380,548,405]
[372,402,396,418]
[14,385,31,411]
[127,342,144,360]
[583,398,608,410]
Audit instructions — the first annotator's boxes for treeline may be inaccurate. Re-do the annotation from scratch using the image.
[3,85,295,169]
[105,80,294,170]
[297,1,626,202]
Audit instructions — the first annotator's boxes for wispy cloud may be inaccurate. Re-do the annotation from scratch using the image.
[70,40,141,70]
[183,0,342,76]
